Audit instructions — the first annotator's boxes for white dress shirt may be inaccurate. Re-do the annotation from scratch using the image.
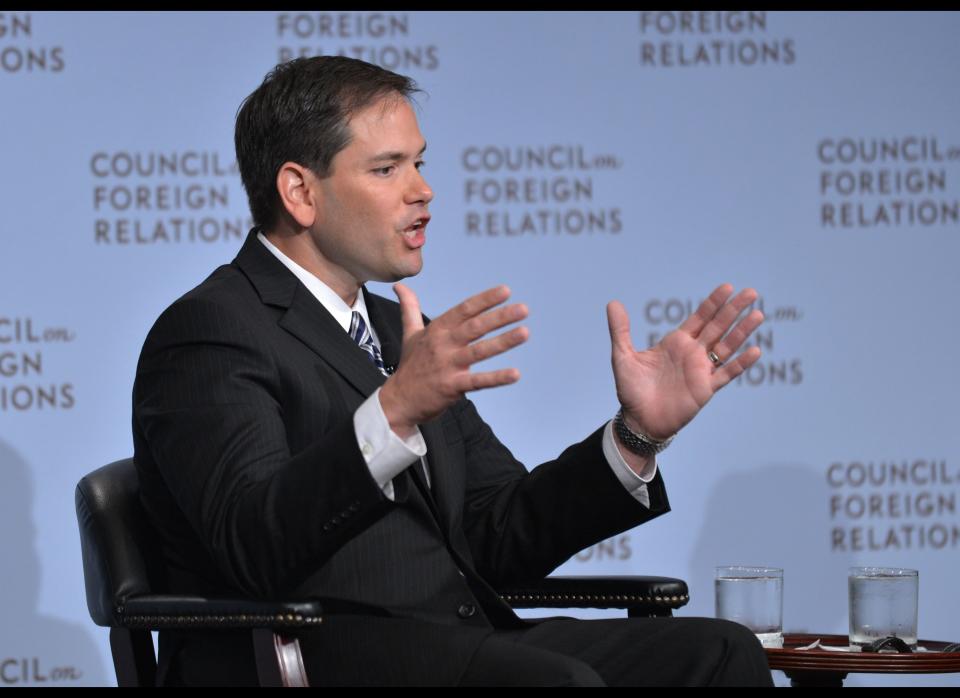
[258,231,657,506]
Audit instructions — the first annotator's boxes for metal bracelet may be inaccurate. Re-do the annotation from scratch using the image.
[613,409,675,457]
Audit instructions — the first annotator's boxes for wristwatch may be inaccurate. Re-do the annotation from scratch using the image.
[613,409,674,457]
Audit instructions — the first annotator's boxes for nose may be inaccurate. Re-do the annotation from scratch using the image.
[405,168,434,206]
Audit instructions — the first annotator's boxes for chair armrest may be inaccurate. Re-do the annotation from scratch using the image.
[119,596,326,630]
[499,575,689,616]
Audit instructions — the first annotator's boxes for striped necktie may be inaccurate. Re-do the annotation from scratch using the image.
[349,311,389,377]
[349,311,433,492]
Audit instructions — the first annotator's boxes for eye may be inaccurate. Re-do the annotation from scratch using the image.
[373,165,395,176]
[415,160,426,171]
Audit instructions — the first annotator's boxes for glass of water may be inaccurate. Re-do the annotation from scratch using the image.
[848,567,918,649]
[715,566,783,648]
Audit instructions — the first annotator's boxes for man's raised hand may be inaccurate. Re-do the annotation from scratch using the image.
[378,283,529,436]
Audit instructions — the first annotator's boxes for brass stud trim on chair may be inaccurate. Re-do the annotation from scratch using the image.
[498,592,689,607]
[122,613,324,629]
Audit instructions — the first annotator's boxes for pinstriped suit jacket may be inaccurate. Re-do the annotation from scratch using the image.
[132,229,671,684]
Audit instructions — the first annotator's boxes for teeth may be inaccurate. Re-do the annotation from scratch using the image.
[402,220,426,239]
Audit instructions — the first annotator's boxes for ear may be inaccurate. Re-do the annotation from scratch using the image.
[276,162,318,229]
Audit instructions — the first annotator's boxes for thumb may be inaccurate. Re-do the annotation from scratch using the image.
[606,301,636,355]
[394,283,424,341]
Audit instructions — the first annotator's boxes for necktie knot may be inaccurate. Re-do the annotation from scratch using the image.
[349,311,389,377]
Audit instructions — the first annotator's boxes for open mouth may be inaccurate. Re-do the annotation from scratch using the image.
[402,217,429,242]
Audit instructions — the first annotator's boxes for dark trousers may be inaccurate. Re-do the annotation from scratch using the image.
[459,617,774,686]
[299,615,774,687]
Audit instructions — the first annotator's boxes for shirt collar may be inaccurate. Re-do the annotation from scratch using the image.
[257,231,376,342]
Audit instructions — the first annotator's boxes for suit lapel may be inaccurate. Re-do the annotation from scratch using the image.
[234,229,386,398]
[235,230,458,533]
[279,284,386,397]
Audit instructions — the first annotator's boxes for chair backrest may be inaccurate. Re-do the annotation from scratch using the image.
[76,458,309,687]
[75,458,163,627]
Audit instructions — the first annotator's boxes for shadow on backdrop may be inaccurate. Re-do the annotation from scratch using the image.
[0,439,108,687]
[688,462,858,686]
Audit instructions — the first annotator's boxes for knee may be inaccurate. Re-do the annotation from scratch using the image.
[507,653,605,687]
[711,618,766,648]
[557,659,606,688]
[460,637,606,687]
[697,619,772,686]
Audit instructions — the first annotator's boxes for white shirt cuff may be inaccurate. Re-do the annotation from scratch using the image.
[354,387,428,501]
[602,419,658,508]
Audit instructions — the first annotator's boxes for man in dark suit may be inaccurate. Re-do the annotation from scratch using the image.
[133,56,773,686]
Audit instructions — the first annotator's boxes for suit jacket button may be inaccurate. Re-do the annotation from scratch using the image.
[457,603,477,619]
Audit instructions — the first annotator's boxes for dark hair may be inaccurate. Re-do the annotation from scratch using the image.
[235,56,420,229]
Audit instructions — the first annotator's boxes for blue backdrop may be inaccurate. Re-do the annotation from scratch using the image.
[2,11,959,686]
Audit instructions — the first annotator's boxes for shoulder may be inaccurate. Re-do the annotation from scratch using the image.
[141,264,268,352]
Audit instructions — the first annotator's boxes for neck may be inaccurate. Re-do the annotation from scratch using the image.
[263,227,361,307]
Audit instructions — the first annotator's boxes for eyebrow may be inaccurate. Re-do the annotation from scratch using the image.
[366,142,427,165]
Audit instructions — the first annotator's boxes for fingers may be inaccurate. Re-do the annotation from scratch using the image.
[393,283,528,409]
[696,287,759,348]
[711,346,762,391]
[671,283,766,392]
[606,301,636,355]
[454,325,529,368]
[451,302,528,345]
[678,284,734,337]
[394,283,424,341]
[456,367,521,392]
[440,285,513,327]
[710,309,764,364]
[439,283,528,350]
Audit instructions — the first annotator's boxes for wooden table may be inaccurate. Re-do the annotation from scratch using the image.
[765,634,960,687]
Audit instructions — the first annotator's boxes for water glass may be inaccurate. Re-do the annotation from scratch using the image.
[848,567,918,649]
[715,566,783,648]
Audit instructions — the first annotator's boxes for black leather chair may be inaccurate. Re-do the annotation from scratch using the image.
[76,458,689,687]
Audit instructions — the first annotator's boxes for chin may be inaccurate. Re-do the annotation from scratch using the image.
[392,267,422,281]
[375,262,423,283]
[395,255,424,280]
